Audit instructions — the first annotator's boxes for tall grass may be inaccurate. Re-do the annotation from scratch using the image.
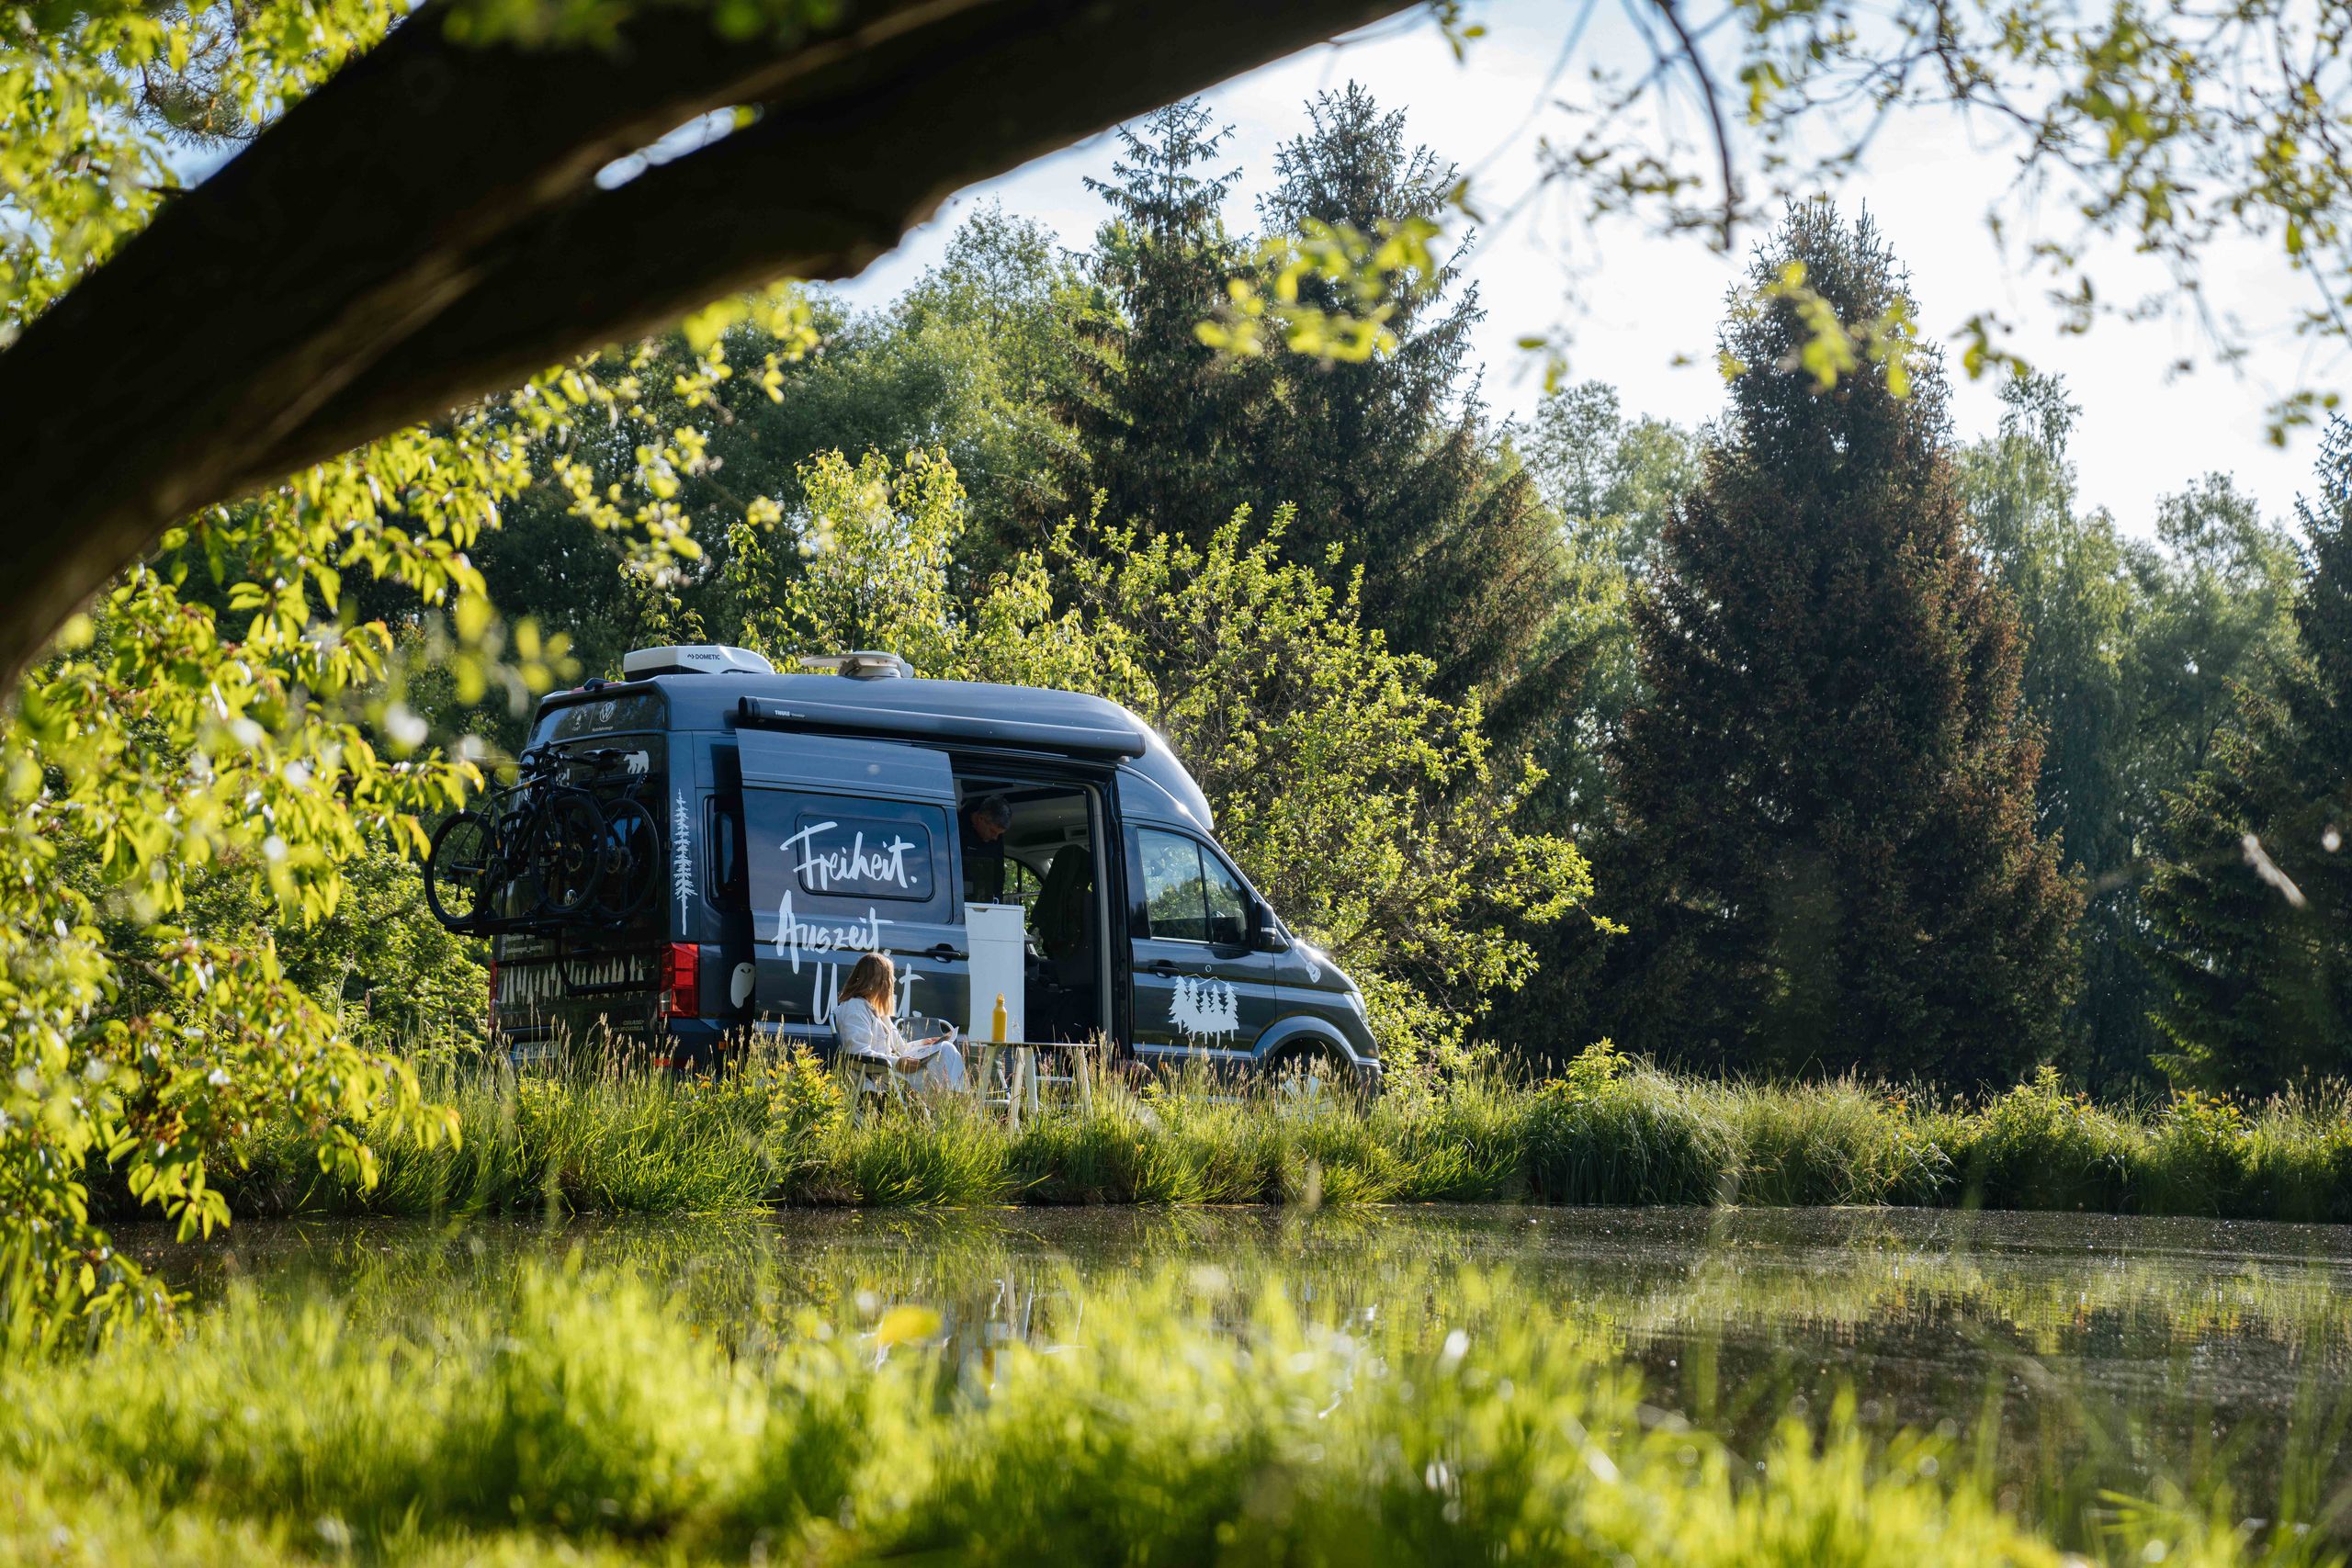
[165,1043,2352,1225]
[0,1258,2290,1568]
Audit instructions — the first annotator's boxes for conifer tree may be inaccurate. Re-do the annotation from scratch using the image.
[1064,90,1575,739]
[2143,421,2352,1093]
[1608,203,2080,1085]
[1059,101,1276,542]
[1253,85,1574,728]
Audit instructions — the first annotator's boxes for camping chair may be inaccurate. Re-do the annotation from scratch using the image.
[835,1049,905,1122]
[834,1016,920,1122]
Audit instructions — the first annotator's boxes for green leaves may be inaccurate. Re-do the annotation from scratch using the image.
[0,276,820,1331]
[1195,216,1441,365]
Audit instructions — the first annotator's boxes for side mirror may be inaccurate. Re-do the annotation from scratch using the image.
[1250,899,1292,953]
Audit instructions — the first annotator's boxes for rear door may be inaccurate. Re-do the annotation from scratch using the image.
[1125,826,1284,1064]
[739,731,967,1037]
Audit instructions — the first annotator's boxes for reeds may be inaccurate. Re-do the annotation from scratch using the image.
[175,1043,2352,1225]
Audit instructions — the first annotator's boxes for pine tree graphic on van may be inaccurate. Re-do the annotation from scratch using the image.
[1170,975,1241,1042]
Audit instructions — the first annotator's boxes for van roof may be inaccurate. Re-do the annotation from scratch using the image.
[537,672,1215,830]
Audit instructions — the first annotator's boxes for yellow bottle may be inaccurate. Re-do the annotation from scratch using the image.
[990,991,1008,1043]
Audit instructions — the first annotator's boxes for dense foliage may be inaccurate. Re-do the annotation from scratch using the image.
[0,310,809,1330]
[2143,424,2352,1092]
[718,446,1595,1066]
[1063,97,1580,744]
[158,1042,2352,1229]
[7,1244,2262,1568]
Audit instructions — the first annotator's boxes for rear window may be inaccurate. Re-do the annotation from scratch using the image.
[532,690,666,747]
[744,789,955,927]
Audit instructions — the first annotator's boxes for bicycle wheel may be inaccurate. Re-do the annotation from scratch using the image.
[526,789,605,919]
[424,811,495,931]
[593,798,663,923]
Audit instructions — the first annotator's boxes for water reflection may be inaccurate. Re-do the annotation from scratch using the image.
[130,1205,2352,1532]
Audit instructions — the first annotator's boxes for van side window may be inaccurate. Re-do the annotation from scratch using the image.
[1199,849,1249,947]
[1136,829,1249,945]
[1136,829,1206,942]
[707,798,746,904]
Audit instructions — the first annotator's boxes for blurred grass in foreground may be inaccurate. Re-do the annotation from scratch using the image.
[154,1043,2352,1224]
[0,1253,2312,1568]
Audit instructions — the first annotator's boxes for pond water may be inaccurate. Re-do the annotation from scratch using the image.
[130,1205,2352,1535]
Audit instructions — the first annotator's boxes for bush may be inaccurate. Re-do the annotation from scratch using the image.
[1521,1042,1735,1205]
[1950,1067,2135,1213]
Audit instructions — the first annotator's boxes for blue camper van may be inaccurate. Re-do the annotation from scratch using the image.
[435,646,1379,1088]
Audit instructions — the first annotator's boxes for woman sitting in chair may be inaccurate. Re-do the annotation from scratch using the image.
[831,953,967,1093]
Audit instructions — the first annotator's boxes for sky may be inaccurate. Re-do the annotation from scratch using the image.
[829,1,2335,536]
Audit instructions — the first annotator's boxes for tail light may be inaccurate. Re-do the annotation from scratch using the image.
[665,942,701,1020]
[486,958,500,1032]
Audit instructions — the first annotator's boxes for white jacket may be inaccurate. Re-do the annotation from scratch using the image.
[831,996,967,1090]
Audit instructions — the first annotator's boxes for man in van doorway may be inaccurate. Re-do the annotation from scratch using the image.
[961,794,1012,904]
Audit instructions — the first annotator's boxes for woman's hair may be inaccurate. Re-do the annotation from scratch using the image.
[839,952,895,1008]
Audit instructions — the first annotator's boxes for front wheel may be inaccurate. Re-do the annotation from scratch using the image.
[424,811,495,931]
[1265,1043,1357,1109]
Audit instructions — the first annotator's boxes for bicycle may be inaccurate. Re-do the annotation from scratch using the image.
[424,747,662,934]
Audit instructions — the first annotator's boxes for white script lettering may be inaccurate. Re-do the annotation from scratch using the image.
[774,889,891,973]
[780,820,922,894]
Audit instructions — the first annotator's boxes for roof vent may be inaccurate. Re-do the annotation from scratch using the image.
[620,644,776,679]
[798,650,914,680]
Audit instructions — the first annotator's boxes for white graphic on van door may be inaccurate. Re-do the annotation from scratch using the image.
[1170,975,1240,1042]
[811,961,917,1025]
[673,789,693,924]
[625,750,650,775]
[774,890,891,973]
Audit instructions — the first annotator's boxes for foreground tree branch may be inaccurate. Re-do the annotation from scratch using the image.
[0,0,1409,686]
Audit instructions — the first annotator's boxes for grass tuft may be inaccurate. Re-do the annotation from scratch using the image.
[142,1042,2352,1228]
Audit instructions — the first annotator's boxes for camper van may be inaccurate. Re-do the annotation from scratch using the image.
[461,646,1380,1088]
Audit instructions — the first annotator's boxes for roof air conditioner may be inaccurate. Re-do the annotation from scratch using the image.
[620,645,777,679]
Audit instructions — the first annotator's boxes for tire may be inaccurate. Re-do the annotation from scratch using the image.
[1266,1043,1354,1108]
[424,811,495,931]
[593,798,662,923]
[525,789,605,919]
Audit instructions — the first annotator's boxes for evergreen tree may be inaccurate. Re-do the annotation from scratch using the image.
[2143,420,2352,1093]
[1520,381,1703,829]
[1608,203,2080,1086]
[1059,101,1276,542]
[1064,89,1577,741]
[1252,84,1574,728]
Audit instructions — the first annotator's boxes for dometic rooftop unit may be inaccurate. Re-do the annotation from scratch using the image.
[620,645,776,679]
